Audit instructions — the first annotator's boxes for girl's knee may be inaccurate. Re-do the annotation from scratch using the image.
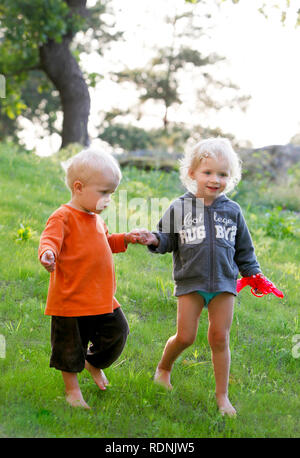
[175,332,196,348]
[208,329,229,352]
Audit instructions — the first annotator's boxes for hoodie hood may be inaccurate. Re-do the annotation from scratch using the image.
[182,192,229,208]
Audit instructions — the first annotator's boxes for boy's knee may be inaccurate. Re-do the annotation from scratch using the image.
[114,307,130,337]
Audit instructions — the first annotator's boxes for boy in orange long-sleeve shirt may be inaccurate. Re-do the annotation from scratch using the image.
[39,148,147,409]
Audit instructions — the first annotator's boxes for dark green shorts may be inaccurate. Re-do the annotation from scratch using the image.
[197,291,222,308]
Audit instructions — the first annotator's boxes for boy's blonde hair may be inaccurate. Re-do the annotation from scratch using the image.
[63,148,122,192]
[179,137,242,194]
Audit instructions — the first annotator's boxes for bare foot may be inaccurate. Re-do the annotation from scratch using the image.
[216,394,236,417]
[154,367,173,390]
[66,390,91,409]
[85,361,109,391]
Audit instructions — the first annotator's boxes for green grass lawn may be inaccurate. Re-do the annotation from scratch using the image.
[0,142,299,438]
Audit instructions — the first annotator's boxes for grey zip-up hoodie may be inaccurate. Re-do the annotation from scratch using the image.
[148,192,261,296]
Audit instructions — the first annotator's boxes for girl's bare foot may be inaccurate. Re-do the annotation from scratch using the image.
[216,393,236,417]
[66,390,91,409]
[85,361,109,391]
[154,367,173,390]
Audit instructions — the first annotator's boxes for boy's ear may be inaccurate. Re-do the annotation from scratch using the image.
[73,180,83,193]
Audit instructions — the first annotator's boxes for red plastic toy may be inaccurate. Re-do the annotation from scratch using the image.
[236,273,284,298]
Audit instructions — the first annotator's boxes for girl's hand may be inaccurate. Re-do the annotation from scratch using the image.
[236,273,284,298]
[125,229,159,246]
[40,250,56,272]
[138,230,159,246]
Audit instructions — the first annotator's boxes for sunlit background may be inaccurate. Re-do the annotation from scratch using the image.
[16,0,300,155]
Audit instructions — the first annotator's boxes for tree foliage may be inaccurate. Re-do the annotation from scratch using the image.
[1,0,298,149]
[101,5,248,151]
[0,0,121,146]
[0,0,80,116]
[113,9,223,129]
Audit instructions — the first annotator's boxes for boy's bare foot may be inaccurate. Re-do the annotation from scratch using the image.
[85,361,109,391]
[66,390,91,409]
[154,367,173,390]
[216,394,236,417]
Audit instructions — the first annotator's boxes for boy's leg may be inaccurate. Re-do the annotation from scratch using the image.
[207,292,236,416]
[50,316,90,408]
[84,361,109,391]
[84,307,129,389]
[61,371,91,409]
[155,292,204,389]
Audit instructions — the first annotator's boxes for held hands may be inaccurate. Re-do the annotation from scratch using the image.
[40,231,159,272]
[125,228,159,246]
[236,273,284,298]
[40,250,56,273]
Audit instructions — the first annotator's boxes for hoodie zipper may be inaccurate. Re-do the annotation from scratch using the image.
[207,206,214,291]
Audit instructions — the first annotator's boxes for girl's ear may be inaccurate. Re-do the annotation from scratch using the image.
[188,168,194,179]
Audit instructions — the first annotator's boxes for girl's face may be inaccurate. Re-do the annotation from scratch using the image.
[189,155,230,205]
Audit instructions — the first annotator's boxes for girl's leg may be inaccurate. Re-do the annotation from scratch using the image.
[155,292,204,389]
[61,371,91,409]
[207,292,236,416]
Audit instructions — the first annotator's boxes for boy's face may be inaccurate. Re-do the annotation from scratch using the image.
[73,168,119,214]
[189,156,230,204]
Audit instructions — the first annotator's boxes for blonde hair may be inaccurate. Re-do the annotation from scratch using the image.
[63,148,122,192]
[179,137,242,194]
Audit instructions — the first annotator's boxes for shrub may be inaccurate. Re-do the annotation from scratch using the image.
[16,223,33,242]
[264,207,296,239]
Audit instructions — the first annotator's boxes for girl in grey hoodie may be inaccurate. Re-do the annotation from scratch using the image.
[143,137,265,416]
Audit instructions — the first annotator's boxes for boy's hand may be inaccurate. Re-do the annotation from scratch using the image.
[40,250,56,272]
[125,229,159,246]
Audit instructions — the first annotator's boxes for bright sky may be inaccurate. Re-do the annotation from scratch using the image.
[104,0,300,148]
[210,0,300,147]
[23,0,300,155]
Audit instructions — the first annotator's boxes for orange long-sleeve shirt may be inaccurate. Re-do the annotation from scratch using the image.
[38,204,127,317]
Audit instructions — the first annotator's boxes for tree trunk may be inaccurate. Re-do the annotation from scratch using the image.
[163,104,169,129]
[39,35,90,148]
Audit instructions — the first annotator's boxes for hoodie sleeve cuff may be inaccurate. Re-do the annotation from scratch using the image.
[147,232,165,254]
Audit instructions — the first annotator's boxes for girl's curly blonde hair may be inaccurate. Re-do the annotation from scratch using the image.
[179,137,242,194]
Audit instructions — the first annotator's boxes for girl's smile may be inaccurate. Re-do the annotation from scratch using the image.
[207,185,220,191]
